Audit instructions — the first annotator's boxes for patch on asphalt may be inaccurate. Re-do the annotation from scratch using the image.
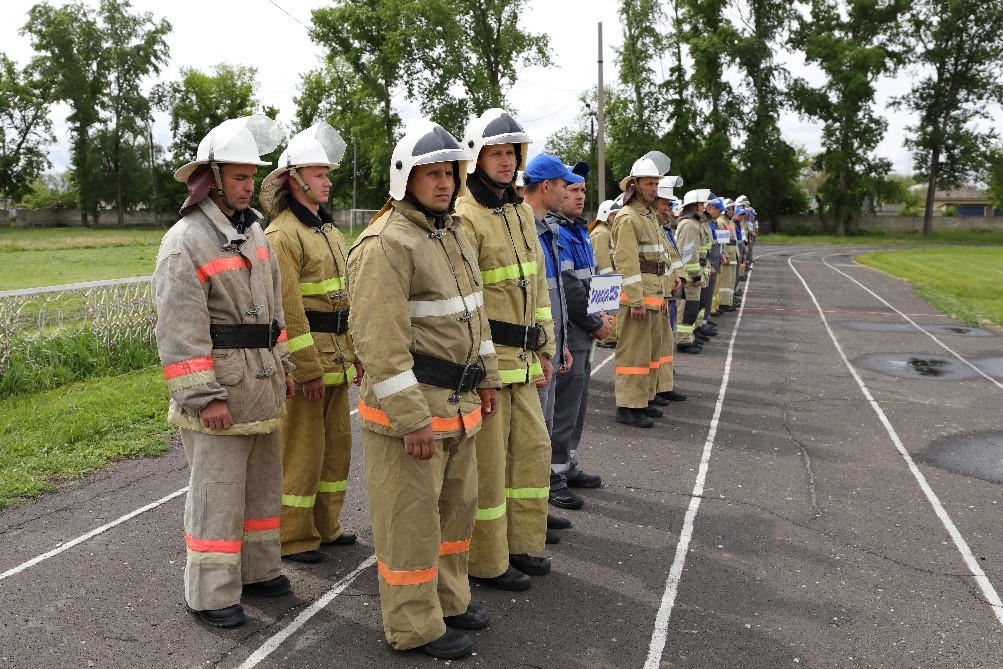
[842,322,995,337]
[920,431,1003,484]
[852,353,980,380]
[736,320,771,332]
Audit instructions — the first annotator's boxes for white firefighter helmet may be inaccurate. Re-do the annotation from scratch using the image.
[671,201,683,217]
[389,121,469,201]
[462,108,532,174]
[735,194,750,206]
[262,122,347,187]
[174,114,284,183]
[619,150,671,191]
[657,175,684,200]
[682,188,716,206]
[596,199,622,222]
[723,197,735,210]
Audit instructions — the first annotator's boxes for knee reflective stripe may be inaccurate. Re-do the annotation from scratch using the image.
[677,323,695,334]
[505,486,549,499]
[323,364,356,385]
[649,360,660,369]
[616,365,650,375]
[439,539,471,556]
[476,501,506,521]
[282,493,316,508]
[243,516,281,543]
[185,534,242,565]
[317,479,348,493]
[377,560,438,586]
[660,355,673,365]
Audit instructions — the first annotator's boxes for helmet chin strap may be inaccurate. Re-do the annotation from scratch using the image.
[290,167,326,207]
[210,161,225,198]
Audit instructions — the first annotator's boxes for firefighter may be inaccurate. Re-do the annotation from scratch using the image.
[260,123,359,564]
[589,199,621,348]
[675,189,711,354]
[653,176,688,403]
[153,115,294,628]
[549,161,612,511]
[347,121,501,659]
[456,108,556,591]
[612,151,672,428]
[716,197,739,312]
[695,190,719,341]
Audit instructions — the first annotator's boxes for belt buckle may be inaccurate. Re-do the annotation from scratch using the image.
[458,358,487,394]
[268,319,280,350]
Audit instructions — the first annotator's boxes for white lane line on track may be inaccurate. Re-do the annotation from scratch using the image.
[0,486,189,582]
[643,266,754,669]
[788,252,1003,625]
[820,252,1003,390]
[239,555,378,668]
[2,408,362,582]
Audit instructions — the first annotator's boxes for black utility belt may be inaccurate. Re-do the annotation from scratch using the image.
[305,309,350,334]
[210,320,281,349]
[489,319,547,351]
[412,351,487,394]
[639,260,666,275]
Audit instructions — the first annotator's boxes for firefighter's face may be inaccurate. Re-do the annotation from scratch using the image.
[218,163,257,213]
[478,143,517,185]
[291,166,332,204]
[636,177,659,203]
[408,161,455,213]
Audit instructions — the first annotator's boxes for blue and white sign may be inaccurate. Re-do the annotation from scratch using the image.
[715,229,731,245]
[588,274,623,314]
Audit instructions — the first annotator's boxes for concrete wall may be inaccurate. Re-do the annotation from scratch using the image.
[774,214,1003,234]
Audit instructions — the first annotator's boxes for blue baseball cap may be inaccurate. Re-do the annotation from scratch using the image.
[524,154,585,184]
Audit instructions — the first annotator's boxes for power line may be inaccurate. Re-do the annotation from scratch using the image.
[268,0,310,31]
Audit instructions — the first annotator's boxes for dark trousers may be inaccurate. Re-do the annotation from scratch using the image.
[550,349,591,490]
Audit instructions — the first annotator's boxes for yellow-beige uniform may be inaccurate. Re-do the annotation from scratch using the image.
[264,202,355,554]
[657,220,686,393]
[455,187,556,579]
[612,200,666,408]
[697,213,714,322]
[718,215,739,307]
[152,198,292,611]
[347,199,500,650]
[589,219,619,346]
[674,212,705,344]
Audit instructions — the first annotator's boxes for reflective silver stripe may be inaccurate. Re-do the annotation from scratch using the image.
[479,339,496,356]
[373,369,418,399]
[572,268,592,280]
[622,274,642,286]
[599,267,615,275]
[560,260,575,272]
[637,244,664,254]
[670,261,684,271]
[409,291,483,318]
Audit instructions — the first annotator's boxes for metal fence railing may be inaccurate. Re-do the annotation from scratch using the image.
[0,277,155,377]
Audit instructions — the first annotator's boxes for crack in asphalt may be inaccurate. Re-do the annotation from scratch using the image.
[782,406,823,520]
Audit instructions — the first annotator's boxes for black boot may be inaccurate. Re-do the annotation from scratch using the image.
[615,407,654,428]
[419,629,473,659]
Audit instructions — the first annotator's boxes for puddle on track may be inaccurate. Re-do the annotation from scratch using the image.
[921,432,1003,485]
[842,321,995,337]
[853,353,981,381]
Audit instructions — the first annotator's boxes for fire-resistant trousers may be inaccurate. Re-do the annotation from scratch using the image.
[656,312,675,393]
[677,283,702,344]
[468,381,550,578]
[719,261,737,307]
[363,428,477,650]
[279,383,352,555]
[614,305,662,409]
[550,348,591,490]
[180,428,283,611]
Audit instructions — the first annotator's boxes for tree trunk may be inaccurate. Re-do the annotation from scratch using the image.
[923,146,940,237]
[114,128,125,227]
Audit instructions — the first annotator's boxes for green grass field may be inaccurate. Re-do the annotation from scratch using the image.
[760,229,1003,246]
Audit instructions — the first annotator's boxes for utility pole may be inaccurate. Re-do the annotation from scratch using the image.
[597,22,606,204]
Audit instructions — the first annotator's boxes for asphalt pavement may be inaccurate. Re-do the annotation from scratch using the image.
[1,243,1001,668]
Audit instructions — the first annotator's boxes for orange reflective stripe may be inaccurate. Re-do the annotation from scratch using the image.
[649,360,660,369]
[643,297,664,307]
[660,355,673,364]
[243,516,280,532]
[377,559,438,586]
[185,534,241,554]
[439,539,471,556]
[460,408,482,431]
[195,256,252,283]
[619,291,629,302]
[616,366,650,375]
[357,400,392,426]
[163,355,214,380]
[256,246,270,261]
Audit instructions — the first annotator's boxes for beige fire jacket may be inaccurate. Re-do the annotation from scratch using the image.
[590,221,615,275]
[152,198,293,435]
[264,207,356,386]
[455,192,556,386]
[612,200,666,310]
[347,199,500,439]
[675,213,705,282]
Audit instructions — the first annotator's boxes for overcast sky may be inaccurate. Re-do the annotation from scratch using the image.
[3,0,932,179]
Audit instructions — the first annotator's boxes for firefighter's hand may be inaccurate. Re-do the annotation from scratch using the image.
[660,299,669,315]
[536,354,554,388]
[301,376,326,400]
[559,346,573,374]
[353,360,365,386]
[284,375,296,399]
[630,306,646,321]
[590,315,612,340]
[404,424,436,460]
[201,399,233,431]
[478,388,499,420]
[672,277,683,296]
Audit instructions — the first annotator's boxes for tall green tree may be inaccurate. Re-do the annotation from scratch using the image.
[615,0,665,166]
[96,0,170,225]
[658,0,699,183]
[893,0,1003,235]
[0,54,53,204]
[22,1,106,226]
[413,0,551,136]
[789,0,908,235]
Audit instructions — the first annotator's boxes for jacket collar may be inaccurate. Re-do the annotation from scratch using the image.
[392,198,460,234]
[288,197,334,228]
[199,198,261,245]
[466,171,523,209]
